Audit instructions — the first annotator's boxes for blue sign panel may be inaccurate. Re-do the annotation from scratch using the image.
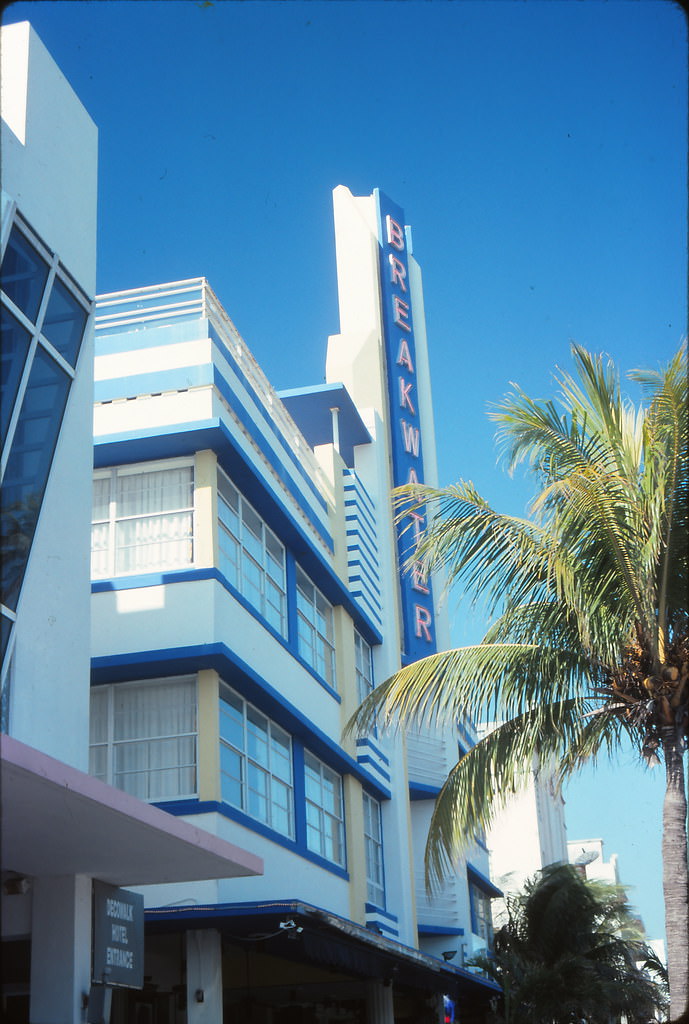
[375,189,437,663]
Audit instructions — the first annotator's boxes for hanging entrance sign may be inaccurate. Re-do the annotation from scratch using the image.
[92,881,144,989]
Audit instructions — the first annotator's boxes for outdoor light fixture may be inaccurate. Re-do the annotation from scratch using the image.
[279,919,303,934]
[3,876,30,896]
[442,951,457,962]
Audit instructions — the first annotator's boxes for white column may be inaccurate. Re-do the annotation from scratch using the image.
[30,874,92,1024]
[330,406,341,455]
[186,929,223,1023]
[365,980,395,1024]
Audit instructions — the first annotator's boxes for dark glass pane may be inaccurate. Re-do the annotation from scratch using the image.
[1,611,13,664]
[42,278,88,367]
[1,348,70,610]
[1,306,32,444]
[0,227,50,324]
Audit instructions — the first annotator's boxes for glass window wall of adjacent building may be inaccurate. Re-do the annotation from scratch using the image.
[1,211,91,671]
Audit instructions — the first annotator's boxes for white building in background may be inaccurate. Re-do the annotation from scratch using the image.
[485,752,568,921]
[567,837,619,885]
[1,22,261,1024]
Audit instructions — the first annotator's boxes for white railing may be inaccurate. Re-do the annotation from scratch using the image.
[94,279,333,503]
[94,278,206,333]
[415,870,459,926]
[406,728,449,788]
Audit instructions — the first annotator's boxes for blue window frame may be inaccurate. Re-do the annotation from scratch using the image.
[296,566,336,688]
[355,629,374,703]
[217,468,287,636]
[219,682,294,838]
[363,791,385,907]
[468,876,494,945]
[304,750,345,866]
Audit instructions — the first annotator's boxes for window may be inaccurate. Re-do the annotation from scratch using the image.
[1,225,50,323]
[296,567,336,688]
[304,751,345,866]
[469,880,494,945]
[89,678,197,801]
[219,683,294,838]
[1,216,90,618]
[363,792,385,907]
[91,460,194,578]
[217,468,286,635]
[354,630,374,704]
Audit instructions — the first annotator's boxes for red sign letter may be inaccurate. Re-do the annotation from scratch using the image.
[414,605,433,642]
[401,421,420,457]
[386,215,405,251]
[411,562,430,594]
[399,378,416,415]
[396,338,414,373]
[393,295,411,332]
[389,254,407,291]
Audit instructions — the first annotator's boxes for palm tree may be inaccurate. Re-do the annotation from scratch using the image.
[347,344,688,1017]
[471,862,668,1023]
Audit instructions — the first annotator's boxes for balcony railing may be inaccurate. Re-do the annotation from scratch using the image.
[95,279,333,505]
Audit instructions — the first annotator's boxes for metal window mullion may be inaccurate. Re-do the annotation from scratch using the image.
[240,702,249,813]
[32,255,59,338]
[0,328,39,481]
[107,686,115,787]
[108,471,117,577]
[37,334,78,380]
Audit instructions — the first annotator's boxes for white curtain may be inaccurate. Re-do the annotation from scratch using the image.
[115,467,193,575]
[112,679,196,800]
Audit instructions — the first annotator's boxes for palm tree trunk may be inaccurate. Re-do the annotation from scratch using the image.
[661,724,689,1019]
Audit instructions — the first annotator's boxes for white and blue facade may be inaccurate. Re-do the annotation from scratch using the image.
[1,23,261,1024]
[87,187,500,1021]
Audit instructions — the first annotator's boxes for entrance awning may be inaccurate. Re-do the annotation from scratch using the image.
[145,899,501,1009]
[1,735,263,885]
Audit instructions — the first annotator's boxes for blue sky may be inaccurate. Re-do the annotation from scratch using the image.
[5,0,686,943]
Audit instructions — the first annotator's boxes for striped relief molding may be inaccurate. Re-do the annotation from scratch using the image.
[342,469,383,631]
[355,737,391,789]
[365,904,399,938]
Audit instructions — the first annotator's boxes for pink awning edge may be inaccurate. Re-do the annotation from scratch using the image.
[2,734,263,886]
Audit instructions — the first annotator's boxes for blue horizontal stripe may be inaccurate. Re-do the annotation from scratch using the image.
[342,471,376,516]
[467,864,502,898]
[418,925,465,936]
[346,536,381,576]
[344,514,379,545]
[356,754,391,784]
[367,918,399,937]
[409,781,442,801]
[365,903,398,923]
[154,798,349,879]
[95,317,207,353]
[94,363,212,402]
[346,563,383,598]
[93,567,339,700]
[356,737,390,766]
[213,361,329,520]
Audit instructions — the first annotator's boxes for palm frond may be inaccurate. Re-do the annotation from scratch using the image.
[422,703,622,888]
[344,642,590,742]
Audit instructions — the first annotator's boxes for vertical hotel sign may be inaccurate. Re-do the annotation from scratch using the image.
[375,190,437,662]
